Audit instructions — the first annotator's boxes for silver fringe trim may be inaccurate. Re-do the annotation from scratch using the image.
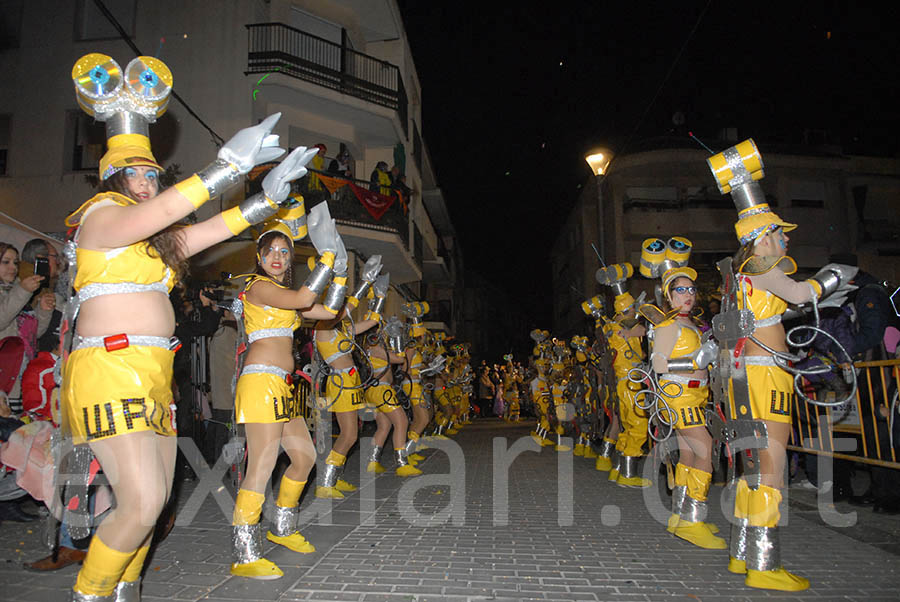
[671,485,687,515]
[597,439,614,458]
[746,526,780,572]
[679,494,707,523]
[238,192,278,226]
[323,281,348,313]
[114,580,140,602]
[197,158,241,198]
[77,279,169,304]
[71,591,114,602]
[270,505,297,538]
[74,334,172,351]
[248,328,293,343]
[320,463,340,488]
[395,448,409,467]
[367,445,383,465]
[241,364,289,379]
[303,261,333,295]
[232,523,264,564]
[620,455,639,479]
[730,517,749,561]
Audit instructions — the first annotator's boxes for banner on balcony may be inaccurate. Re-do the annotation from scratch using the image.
[348,182,395,221]
[317,173,349,196]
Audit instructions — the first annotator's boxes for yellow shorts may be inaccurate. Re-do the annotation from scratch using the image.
[402,381,425,407]
[728,363,794,424]
[323,369,365,413]
[365,383,402,413]
[235,369,301,424]
[63,345,175,444]
[658,379,709,430]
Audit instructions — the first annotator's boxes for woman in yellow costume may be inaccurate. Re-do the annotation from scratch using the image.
[707,139,855,591]
[313,246,383,499]
[402,303,433,445]
[648,265,725,550]
[363,308,423,477]
[64,53,316,600]
[230,204,344,580]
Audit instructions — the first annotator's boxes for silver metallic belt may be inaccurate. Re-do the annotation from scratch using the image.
[660,373,709,387]
[73,334,176,351]
[76,280,169,303]
[745,355,778,366]
[248,327,293,343]
[241,363,290,379]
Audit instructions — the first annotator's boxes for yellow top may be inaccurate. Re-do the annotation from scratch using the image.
[656,317,701,360]
[737,277,788,322]
[317,318,354,365]
[68,193,176,294]
[607,321,644,377]
[241,275,302,336]
[370,353,388,372]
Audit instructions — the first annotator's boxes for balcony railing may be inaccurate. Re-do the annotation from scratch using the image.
[295,172,410,250]
[246,23,408,139]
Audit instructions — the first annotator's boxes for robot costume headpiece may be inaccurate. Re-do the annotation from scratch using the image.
[382,316,409,353]
[596,262,638,315]
[72,53,172,180]
[581,295,605,318]
[529,329,548,344]
[706,138,796,246]
[258,196,308,246]
[639,236,697,302]
[402,301,429,337]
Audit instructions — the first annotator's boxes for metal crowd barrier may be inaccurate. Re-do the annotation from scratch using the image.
[788,359,900,470]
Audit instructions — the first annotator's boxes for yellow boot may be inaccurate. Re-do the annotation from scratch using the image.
[671,467,725,548]
[607,449,621,481]
[266,505,315,554]
[365,444,386,474]
[616,455,651,488]
[315,452,345,499]
[583,445,598,459]
[744,485,809,591]
[573,443,585,457]
[231,490,284,579]
[395,448,423,477]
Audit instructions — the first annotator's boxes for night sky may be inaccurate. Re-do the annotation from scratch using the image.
[398,1,900,323]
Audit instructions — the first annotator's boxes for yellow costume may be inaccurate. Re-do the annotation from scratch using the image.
[235,276,303,423]
[63,194,178,444]
[316,319,365,412]
[655,317,710,430]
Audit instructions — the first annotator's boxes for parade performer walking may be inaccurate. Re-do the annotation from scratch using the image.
[363,308,423,477]
[638,237,725,549]
[707,139,855,591]
[64,52,316,600]
[313,247,383,499]
[229,206,341,579]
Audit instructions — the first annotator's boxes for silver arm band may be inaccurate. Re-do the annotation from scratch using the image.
[369,295,385,315]
[350,280,372,304]
[666,357,696,372]
[196,158,242,198]
[810,269,840,300]
[238,192,278,226]
[303,261,333,295]
[324,277,348,313]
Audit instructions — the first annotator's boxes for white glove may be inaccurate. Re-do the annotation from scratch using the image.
[219,113,285,175]
[307,203,339,256]
[333,235,348,276]
[373,273,390,297]
[361,255,383,283]
[261,146,319,205]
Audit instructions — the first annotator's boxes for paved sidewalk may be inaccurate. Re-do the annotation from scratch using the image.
[1,419,898,601]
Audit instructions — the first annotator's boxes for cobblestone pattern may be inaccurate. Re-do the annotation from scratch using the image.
[0,420,898,601]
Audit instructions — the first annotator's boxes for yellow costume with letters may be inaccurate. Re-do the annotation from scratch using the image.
[656,318,709,430]
[63,193,178,444]
[316,318,365,412]
[364,355,400,413]
[235,276,303,423]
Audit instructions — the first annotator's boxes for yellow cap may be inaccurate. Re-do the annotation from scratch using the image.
[661,266,698,295]
[99,133,161,180]
[734,203,797,246]
[257,220,295,246]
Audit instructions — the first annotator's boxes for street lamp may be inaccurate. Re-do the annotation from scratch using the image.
[585,149,612,263]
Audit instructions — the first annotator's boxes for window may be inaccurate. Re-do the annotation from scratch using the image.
[64,111,106,172]
[0,115,9,176]
[0,0,24,50]
[75,0,135,41]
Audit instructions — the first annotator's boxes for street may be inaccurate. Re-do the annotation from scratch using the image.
[1,418,898,602]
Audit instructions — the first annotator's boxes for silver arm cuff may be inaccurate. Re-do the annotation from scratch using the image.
[350,280,372,303]
[324,280,348,313]
[666,357,696,373]
[196,158,241,198]
[238,192,279,226]
[370,295,386,315]
[811,269,840,299]
[303,261,333,295]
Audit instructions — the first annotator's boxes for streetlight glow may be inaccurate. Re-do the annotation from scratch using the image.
[585,150,612,176]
